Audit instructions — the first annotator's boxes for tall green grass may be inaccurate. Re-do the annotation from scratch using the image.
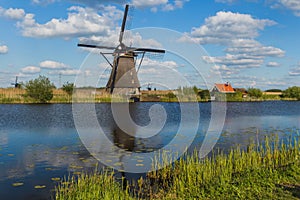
[55,170,133,200]
[148,136,300,199]
[55,135,300,199]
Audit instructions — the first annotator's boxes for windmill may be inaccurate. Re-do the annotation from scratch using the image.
[11,76,21,88]
[147,83,152,91]
[77,4,165,100]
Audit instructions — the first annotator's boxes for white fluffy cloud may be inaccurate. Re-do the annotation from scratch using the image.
[137,58,190,88]
[2,1,187,40]
[18,60,81,76]
[132,0,168,8]
[216,74,289,89]
[187,11,284,72]
[163,0,189,11]
[0,45,8,54]
[137,58,179,77]
[31,0,58,5]
[40,60,70,69]
[215,0,259,4]
[203,54,264,68]
[266,61,280,67]
[226,39,284,57]
[289,63,300,76]
[215,0,237,4]
[0,7,25,20]
[78,30,163,50]
[215,0,300,17]
[21,66,41,74]
[139,58,178,69]
[31,0,188,12]
[210,64,239,76]
[271,0,300,16]
[48,69,81,76]
[132,0,189,11]
[16,6,122,38]
[191,11,276,45]
[66,0,125,8]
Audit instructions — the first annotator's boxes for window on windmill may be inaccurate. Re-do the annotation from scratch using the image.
[132,80,135,84]
[130,71,133,76]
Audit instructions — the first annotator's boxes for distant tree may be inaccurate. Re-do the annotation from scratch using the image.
[62,82,74,96]
[265,89,282,92]
[25,75,55,103]
[226,91,243,101]
[247,88,263,98]
[283,86,300,100]
[62,82,75,102]
[193,86,198,94]
[182,86,194,95]
[199,89,210,100]
[166,92,176,99]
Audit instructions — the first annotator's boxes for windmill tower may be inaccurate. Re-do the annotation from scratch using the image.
[78,4,165,100]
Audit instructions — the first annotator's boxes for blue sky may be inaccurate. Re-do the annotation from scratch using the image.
[0,0,299,90]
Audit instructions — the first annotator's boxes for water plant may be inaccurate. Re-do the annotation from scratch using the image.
[147,135,300,199]
[55,135,300,199]
[55,170,133,200]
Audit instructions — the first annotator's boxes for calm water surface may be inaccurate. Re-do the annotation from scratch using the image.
[0,101,299,199]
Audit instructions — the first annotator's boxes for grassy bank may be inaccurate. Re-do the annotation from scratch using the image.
[1,88,299,103]
[0,88,113,103]
[55,136,300,199]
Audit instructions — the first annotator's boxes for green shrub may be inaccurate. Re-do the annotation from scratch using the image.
[25,75,55,103]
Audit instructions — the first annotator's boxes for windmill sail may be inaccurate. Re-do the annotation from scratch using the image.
[119,4,129,44]
[77,4,165,100]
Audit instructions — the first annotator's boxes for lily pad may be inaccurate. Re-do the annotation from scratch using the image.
[73,171,81,175]
[34,185,46,189]
[114,162,123,166]
[69,165,83,169]
[27,164,35,168]
[59,146,68,151]
[12,182,24,187]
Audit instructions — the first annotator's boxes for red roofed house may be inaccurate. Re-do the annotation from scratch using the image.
[211,82,235,101]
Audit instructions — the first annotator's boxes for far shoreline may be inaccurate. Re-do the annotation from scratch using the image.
[0,99,299,105]
[0,88,299,104]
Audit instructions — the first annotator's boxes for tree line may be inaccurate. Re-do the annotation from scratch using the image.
[18,76,300,103]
